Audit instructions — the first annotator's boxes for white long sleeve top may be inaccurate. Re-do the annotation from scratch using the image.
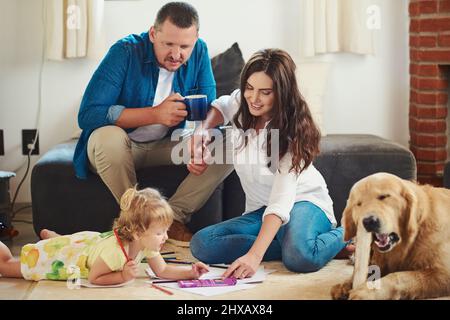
[211,89,336,226]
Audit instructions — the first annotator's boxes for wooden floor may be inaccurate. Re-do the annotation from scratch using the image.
[1,205,40,300]
[3,205,40,256]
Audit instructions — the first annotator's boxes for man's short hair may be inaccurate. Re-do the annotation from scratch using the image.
[154,2,199,31]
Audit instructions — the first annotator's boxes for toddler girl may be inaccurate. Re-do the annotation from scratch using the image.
[0,187,208,285]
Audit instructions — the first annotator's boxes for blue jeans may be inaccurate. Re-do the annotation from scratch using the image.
[190,201,347,273]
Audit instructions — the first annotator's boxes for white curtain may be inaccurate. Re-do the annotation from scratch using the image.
[300,0,375,57]
[45,0,105,61]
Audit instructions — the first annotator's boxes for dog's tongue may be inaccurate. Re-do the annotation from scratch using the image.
[375,233,389,246]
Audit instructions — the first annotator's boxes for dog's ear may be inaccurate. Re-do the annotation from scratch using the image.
[341,202,356,241]
[401,181,421,244]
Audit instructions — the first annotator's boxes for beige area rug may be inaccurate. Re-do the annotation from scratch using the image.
[2,241,449,300]
[24,260,352,300]
[1,241,351,300]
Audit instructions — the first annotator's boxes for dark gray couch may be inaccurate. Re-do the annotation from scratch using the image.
[30,43,417,236]
[444,161,450,188]
[31,134,416,236]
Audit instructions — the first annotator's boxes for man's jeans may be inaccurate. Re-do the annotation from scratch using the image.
[190,201,347,273]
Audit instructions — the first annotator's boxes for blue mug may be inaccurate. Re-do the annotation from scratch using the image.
[183,95,208,121]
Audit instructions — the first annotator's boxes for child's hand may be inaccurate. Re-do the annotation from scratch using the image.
[121,260,139,282]
[190,262,209,279]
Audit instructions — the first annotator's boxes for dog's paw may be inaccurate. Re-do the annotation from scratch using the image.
[348,287,380,300]
[331,281,352,300]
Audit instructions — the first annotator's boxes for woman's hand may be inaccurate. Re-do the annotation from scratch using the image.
[121,260,139,282]
[190,262,210,278]
[221,214,283,280]
[187,129,211,175]
[222,252,263,279]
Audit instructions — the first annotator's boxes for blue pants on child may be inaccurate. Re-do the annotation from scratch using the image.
[190,201,347,273]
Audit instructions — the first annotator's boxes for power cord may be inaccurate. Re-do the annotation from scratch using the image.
[11,219,33,225]
[12,205,32,217]
[10,0,46,223]
[10,150,32,221]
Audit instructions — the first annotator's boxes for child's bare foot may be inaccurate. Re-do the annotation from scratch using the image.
[40,229,60,239]
[334,244,356,259]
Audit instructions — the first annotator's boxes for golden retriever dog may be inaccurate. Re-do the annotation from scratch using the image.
[331,172,450,300]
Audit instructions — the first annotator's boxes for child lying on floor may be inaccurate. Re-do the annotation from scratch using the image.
[0,187,208,285]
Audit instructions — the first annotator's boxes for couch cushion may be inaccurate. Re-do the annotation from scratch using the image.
[32,135,416,235]
[31,140,223,235]
[211,43,245,97]
[315,134,416,224]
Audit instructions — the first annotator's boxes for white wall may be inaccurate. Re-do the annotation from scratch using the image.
[0,0,409,202]
[320,0,410,145]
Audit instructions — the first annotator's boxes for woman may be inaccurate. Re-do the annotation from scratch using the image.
[188,49,353,278]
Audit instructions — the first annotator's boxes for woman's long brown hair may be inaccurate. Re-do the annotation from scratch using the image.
[233,49,320,174]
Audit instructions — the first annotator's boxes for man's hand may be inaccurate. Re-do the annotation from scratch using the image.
[153,93,188,127]
[121,260,139,282]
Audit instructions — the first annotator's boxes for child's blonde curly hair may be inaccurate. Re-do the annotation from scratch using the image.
[113,186,174,242]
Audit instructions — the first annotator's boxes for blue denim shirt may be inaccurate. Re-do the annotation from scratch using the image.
[73,32,216,179]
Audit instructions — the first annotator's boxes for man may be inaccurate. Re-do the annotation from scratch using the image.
[73,2,233,241]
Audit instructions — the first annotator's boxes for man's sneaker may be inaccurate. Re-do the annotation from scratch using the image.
[167,220,193,242]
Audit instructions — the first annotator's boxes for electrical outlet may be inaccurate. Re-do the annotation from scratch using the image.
[22,129,39,155]
[0,129,4,155]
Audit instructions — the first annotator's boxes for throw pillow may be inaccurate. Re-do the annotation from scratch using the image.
[211,43,245,97]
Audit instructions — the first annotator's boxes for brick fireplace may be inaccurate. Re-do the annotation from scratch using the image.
[409,0,450,186]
